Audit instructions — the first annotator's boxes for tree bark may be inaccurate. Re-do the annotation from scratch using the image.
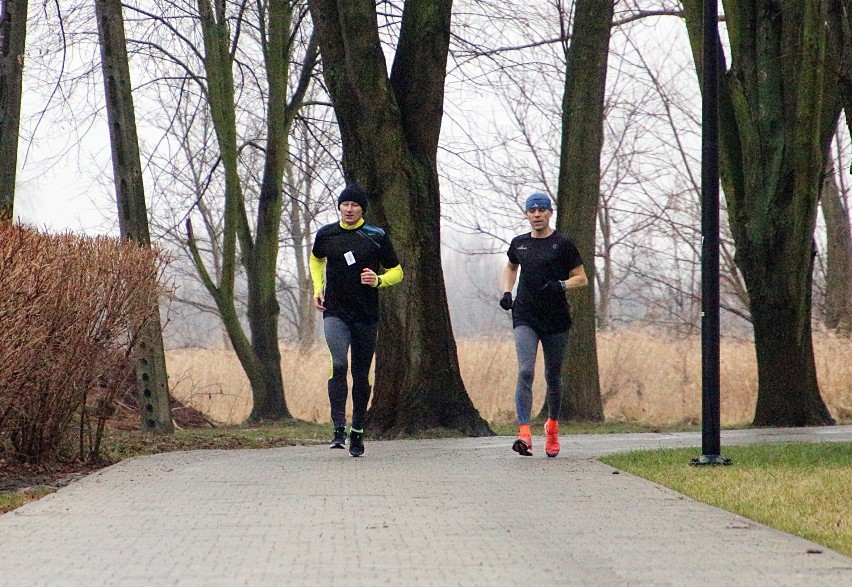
[820,159,852,333]
[825,0,852,334]
[0,0,27,223]
[554,0,613,421]
[752,294,834,425]
[243,0,296,420]
[285,136,318,351]
[95,0,173,433]
[830,0,852,140]
[682,0,838,426]
[309,0,490,436]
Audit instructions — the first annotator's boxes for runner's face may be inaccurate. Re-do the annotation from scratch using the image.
[525,207,552,231]
[339,201,364,225]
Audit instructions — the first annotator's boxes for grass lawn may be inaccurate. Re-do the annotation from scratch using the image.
[601,442,852,557]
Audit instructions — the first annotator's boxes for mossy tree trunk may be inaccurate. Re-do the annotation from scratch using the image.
[682,0,839,425]
[308,0,491,436]
[189,0,317,420]
[95,0,173,433]
[553,0,613,422]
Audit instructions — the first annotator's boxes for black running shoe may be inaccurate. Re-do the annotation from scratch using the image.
[329,427,346,449]
[349,429,365,457]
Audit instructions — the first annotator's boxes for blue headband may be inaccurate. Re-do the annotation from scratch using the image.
[525,192,553,211]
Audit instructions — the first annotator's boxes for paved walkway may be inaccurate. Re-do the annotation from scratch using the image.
[0,426,850,586]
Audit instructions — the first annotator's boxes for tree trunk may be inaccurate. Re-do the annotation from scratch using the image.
[309,0,490,436]
[95,0,173,433]
[596,199,614,330]
[752,290,834,425]
[682,0,838,426]
[553,0,613,421]
[285,156,317,351]
[193,0,269,420]
[830,0,852,140]
[243,0,295,421]
[0,0,27,223]
[820,160,852,333]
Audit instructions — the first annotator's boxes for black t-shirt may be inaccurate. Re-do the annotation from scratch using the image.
[507,231,583,334]
[312,222,400,325]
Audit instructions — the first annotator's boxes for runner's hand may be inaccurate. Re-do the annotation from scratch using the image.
[313,295,326,311]
[540,280,566,293]
[499,292,513,310]
[361,268,379,286]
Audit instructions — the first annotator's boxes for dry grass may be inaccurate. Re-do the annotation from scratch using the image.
[166,330,852,426]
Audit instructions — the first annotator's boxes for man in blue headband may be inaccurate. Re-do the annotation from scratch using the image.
[500,192,588,457]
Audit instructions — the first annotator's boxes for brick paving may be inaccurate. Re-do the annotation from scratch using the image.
[0,426,850,586]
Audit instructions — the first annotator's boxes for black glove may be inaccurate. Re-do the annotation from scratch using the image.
[540,279,566,293]
[499,292,513,310]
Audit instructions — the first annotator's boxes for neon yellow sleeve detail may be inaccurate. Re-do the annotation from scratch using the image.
[309,253,326,297]
[378,264,403,288]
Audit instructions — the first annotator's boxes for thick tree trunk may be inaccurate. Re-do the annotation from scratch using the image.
[246,287,287,419]
[821,160,852,333]
[95,0,173,433]
[752,290,835,425]
[682,0,838,426]
[0,0,27,222]
[553,0,613,421]
[309,0,490,436]
[830,0,852,140]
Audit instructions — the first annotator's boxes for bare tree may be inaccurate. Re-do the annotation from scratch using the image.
[144,93,235,348]
[94,0,173,433]
[818,140,852,333]
[116,1,319,419]
[182,0,318,420]
[682,0,838,426]
[555,0,615,421]
[308,0,491,436]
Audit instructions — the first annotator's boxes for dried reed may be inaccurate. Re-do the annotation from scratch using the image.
[167,330,852,427]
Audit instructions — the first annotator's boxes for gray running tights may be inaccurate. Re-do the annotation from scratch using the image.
[513,325,568,425]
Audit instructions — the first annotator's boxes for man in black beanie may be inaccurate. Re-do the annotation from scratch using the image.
[309,182,404,456]
[337,182,369,212]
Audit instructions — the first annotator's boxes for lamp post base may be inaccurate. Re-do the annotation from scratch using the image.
[690,454,732,466]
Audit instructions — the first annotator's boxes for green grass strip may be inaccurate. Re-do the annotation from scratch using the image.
[601,442,852,557]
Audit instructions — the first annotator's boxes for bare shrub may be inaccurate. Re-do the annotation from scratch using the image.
[0,224,169,463]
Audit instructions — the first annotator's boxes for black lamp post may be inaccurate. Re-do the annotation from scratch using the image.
[692,0,731,466]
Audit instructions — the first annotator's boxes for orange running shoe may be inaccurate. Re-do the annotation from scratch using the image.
[545,418,560,457]
[512,424,533,456]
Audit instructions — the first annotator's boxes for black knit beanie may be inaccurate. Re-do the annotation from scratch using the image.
[337,182,368,211]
